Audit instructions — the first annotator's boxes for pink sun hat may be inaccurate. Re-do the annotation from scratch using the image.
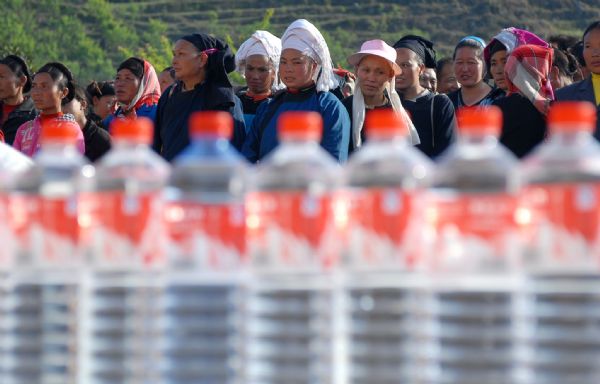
[347,39,401,75]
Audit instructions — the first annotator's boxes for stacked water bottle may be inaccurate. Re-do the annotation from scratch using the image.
[0,100,598,384]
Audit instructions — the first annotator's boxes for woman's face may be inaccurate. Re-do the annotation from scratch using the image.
[172,39,203,82]
[453,47,485,88]
[356,55,393,99]
[0,64,23,102]
[114,68,140,105]
[584,28,600,75]
[437,62,460,94]
[490,49,508,90]
[279,49,317,90]
[30,72,66,113]
[93,94,117,119]
[244,54,275,95]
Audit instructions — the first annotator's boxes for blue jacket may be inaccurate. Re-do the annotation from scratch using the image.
[153,81,246,161]
[555,77,600,140]
[241,86,350,163]
[103,104,157,131]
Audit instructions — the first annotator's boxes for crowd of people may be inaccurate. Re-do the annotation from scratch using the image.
[0,19,599,164]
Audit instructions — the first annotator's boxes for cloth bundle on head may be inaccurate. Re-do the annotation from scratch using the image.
[181,33,236,88]
[118,58,161,114]
[347,39,420,147]
[392,35,437,69]
[281,19,337,92]
[235,30,283,91]
[484,27,549,66]
[504,44,554,115]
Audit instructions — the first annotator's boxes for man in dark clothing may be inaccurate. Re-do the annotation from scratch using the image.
[153,33,246,161]
[393,35,456,159]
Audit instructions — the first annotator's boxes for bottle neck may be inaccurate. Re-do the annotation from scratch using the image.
[113,139,150,150]
[40,141,79,154]
[458,133,499,146]
[548,130,593,146]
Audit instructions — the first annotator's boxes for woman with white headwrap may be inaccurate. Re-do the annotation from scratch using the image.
[241,19,350,163]
[342,39,420,154]
[235,30,282,129]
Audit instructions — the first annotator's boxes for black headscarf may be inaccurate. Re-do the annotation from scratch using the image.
[0,55,32,93]
[393,35,437,69]
[181,33,235,88]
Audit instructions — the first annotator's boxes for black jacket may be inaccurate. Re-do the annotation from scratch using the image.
[401,91,456,159]
[83,118,111,162]
[493,93,546,158]
[1,98,37,145]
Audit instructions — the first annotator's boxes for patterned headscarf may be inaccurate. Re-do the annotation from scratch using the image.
[484,27,549,68]
[504,44,554,115]
[281,19,338,92]
[120,59,161,115]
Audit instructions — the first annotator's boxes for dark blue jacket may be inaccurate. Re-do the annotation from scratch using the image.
[402,91,456,159]
[555,77,600,140]
[241,85,350,163]
[153,81,246,161]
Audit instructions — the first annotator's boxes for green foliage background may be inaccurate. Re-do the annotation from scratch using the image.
[1,0,599,85]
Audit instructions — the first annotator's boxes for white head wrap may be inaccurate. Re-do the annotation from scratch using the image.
[352,78,420,148]
[281,19,338,92]
[236,30,283,91]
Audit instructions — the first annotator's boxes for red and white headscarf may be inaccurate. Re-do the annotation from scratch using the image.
[504,44,554,115]
[122,60,161,115]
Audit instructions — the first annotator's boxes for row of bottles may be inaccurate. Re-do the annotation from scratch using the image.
[0,101,597,383]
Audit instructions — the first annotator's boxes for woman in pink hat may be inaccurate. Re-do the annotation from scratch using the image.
[343,39,419,154]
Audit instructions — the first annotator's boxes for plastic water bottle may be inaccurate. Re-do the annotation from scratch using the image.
[244,111,341,384]
[80,117,170,384]
[163,111,247,383]
[342,109,432,383]
[423,106,521,384]
[519,101,600,383]
[0,143,32,381]
[7,119,92,384]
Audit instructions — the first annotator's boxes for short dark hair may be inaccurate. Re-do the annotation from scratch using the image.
[0,55,32,93]
[548,34,579,51]
[36,62,75,105]
[583,21,600,41]
[436,57,453,78]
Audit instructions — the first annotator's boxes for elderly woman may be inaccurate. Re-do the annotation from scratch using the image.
[342,39,419,154]
[153,33,246,161]
[241,19,350,163]
[235,30,282,128]
[448,36,504,108]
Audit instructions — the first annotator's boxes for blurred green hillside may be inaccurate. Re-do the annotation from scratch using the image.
[1,0,598,84]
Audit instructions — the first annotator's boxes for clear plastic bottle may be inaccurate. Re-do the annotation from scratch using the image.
[7,119,92,384]
[519,101,600,384]
[0,143,32,380]
[163,111,247,383]
[342,109,432,383]
[423,106,521,384]
[80,117,170,384]
[244,111,341,384]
